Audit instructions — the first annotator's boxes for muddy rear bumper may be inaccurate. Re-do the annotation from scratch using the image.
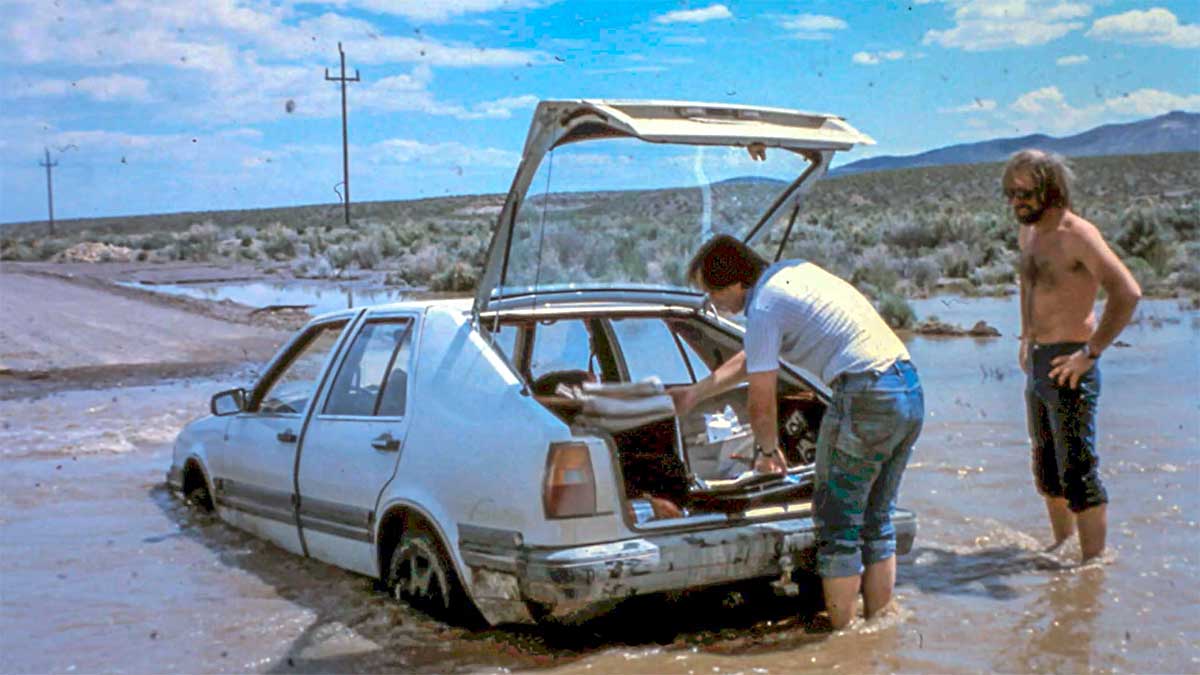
[460,509,915,625]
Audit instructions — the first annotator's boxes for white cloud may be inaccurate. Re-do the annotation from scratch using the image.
[9,75,153,102]
[922,1,1091,51]
[654,4,732,25]
[1056,54,1089,66]
[1001,85,1200,135]
[1086,8,1200,48]
[346,0,554,23]
[939,98,998,113]
[852,50,905,65]
[1,2,545,71]
[780,13,848,40]
[662,36,708,45]
[586,65,669,75]
[1103,88,1200,117]
[370,138,519,168]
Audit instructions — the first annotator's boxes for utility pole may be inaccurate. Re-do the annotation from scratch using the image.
[325,42,359,226]
[39,148,57,235]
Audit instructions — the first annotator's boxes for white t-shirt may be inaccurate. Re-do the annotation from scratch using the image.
[743,261,909,385]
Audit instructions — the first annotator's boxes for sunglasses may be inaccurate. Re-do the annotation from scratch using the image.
[1003,187,1036,200]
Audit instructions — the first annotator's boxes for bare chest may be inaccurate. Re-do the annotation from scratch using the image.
[1020,234,1086,290]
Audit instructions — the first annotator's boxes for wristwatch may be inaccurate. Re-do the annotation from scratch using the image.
[1083,344,1101,360]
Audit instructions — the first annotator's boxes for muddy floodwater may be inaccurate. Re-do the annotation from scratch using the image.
[1,298,1197,674]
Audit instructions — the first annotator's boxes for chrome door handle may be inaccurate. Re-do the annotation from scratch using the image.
[277,429,297,443]
[371,433,401,452]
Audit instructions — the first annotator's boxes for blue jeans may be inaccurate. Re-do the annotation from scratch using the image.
[1025,342,1107,512]
[813,360,924,578]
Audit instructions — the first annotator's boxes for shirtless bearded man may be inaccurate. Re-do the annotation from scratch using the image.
[1004,150,1141,562]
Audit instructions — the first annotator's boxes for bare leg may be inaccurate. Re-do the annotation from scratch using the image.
[822,574,861,629]
[1076,504,1107,562]
[862,556,896,620]
[1044,496,1076,549]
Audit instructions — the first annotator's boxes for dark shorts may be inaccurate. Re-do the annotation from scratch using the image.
[1025,342,1108,513]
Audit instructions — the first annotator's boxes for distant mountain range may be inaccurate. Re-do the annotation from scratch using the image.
[833,110,1200,176]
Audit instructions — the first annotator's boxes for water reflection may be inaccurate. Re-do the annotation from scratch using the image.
[126,281,410,316]
[1008,568,1107,673]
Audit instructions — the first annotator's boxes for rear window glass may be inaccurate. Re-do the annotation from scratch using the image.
[529,319,592,381]
[323,320,413,416]
[610,318,695,385]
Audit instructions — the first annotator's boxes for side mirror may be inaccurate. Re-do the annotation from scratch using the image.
[211,388,246,416]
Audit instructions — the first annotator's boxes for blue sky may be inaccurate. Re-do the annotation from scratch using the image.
[1,0,1197,224]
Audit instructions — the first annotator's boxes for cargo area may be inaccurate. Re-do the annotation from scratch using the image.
[484,308,829,524]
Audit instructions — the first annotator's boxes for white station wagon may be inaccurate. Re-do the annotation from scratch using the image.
[169,99,917,626]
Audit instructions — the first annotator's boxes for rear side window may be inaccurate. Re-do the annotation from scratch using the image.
[529,319,592,381]
[323,319,414,417]
[610,318,696,385]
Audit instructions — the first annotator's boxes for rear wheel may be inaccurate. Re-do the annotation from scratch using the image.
[387,524,469,620]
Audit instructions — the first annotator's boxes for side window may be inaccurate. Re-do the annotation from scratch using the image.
[529,319,592,381]
[672,314,724,372]
[486,323,520,360]
[257,322,347,414]
[673,327,712,380]
[610,318,696,385]
[323,319,414,417]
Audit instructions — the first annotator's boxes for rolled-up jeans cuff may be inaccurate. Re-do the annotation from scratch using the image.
[817,545,865,578]
[863,536,896,566]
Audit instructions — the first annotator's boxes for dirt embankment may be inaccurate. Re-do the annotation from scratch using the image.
[0,262,300,398]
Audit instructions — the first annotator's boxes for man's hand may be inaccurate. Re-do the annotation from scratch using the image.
[754,448,787,474]
[1019,338,1030,374]
[1049,349,1094,389]
[669,385,698,416]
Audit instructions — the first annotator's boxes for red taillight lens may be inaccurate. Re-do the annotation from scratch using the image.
[543,442,597,518]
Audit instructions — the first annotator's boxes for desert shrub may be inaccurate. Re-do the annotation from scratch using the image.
[908,255,942,291]
[323,244,353,270]
[428,261,478,292]
[971,260,1016,286]
[1176,265,1200,292]
[0,239,37,261]
[398,244,445,282]
[884,218,939,251]
[876,292,915,329]
[261,223,297,260]
[180,222,220,261]
[351,237,381,270]
[852,244,901,292]
[1115,203,1175,275]
[936,241,974,278]
[241,236,253,247]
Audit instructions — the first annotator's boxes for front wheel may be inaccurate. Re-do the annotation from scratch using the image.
[387,526,470,621]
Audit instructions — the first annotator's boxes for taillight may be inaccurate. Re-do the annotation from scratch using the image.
[543,442,597,518]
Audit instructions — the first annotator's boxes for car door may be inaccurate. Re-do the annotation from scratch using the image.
[215,318,352,555]
[296,314,418,576]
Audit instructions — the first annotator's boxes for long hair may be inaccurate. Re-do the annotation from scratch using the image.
[1002,149,1074,210]
[687,234,768,290]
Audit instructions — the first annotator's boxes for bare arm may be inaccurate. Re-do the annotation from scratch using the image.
[1017,225,1033,372]
[669,350,747,415]
[747,369,785,471]
[1073,219,1142,353]
[1048,217,1142,388]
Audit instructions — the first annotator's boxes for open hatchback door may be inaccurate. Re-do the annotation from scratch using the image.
[473,99,875,317]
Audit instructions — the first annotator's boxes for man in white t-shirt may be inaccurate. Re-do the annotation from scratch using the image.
[670,234,924,629]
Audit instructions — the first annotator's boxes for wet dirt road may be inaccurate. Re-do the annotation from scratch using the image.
[1,299,1197,674]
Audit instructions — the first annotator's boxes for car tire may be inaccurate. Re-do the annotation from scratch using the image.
[387,524,468,620]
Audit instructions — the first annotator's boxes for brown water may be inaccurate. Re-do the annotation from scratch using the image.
[1,298,1197,674]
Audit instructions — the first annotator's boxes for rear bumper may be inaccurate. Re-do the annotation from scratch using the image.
[460,509,916,625]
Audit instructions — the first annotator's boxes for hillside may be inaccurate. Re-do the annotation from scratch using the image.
[834,111,1200,175]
